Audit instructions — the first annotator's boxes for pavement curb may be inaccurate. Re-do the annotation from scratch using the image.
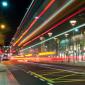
[0,63,20,85]
[7,70,20,85]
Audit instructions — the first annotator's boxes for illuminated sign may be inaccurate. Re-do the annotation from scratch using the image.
[38,52,56,56]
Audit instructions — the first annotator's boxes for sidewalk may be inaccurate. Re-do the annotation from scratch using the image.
[0,63,20,85]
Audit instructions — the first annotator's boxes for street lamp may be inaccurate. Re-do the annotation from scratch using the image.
[69,20,77,26]
[47,32,53,51]
[40,37,45,52]
[0,24,6,29]
[69,20,77,63]
[74,28,79,32]
[2,1,8,7]
[48,32,53,37]
[0,1,8,29]
[40,37,44,41]
[55,38,60,57]
[65,33,69,37]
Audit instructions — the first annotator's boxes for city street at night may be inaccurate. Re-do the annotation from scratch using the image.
[0,0,85,85]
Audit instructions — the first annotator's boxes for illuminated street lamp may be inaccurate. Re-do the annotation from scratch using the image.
[64,33,69,58]
[69,19,80,62]
[69,20,77,26]
[65,33,69,37]
[47,32,53,51]
[55,38,60,56]
[0,24,6,29]
[48,32,53,37]
[40,37,45,52]
[70,20,79,62]
[40,37,44,41]
[0,1,8,29]
[2,1,8,7]
[74,28,79,32]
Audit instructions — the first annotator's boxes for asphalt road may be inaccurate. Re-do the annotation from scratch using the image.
[4,61,85,85]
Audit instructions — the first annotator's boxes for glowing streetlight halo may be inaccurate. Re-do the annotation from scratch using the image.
[48,32,53,37]
[74,28,79,32]
[69,20,77,26]
[40,37,44,41]
[0,24,6,29]
[65,33,69,37]
[2,1,8,7]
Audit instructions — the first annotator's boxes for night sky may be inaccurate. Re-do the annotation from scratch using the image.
[0,0,32,45]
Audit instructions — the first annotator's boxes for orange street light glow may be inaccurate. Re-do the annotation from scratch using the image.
[0,24,5,29]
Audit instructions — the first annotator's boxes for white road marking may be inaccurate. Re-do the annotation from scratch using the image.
[47,83,54,85]
[39,78,45,81]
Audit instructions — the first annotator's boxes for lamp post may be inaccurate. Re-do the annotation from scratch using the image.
[47,32,53,52]
[69,20,77,26]
[54,37,60,57]
[70,20,77,63]
[0,1,8,17]
[40,37,45,52]
[64,33,69,53]
[65,33,70,62]
[83,31,85,57]
[0,1,8,29]
[0,1,9,46]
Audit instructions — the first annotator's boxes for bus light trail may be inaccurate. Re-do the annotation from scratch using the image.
[19,0,75,47]
[22,23,85,51]
[18,0,73,46]
[22,8,85,48]
[13,0,55,46]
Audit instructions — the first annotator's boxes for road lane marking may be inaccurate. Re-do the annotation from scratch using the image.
[41,66,85,75]
[15,63,85,75]
[52,73,76,80]
[30,71,54,83]
[43,66,85,75]
[14,65,85,83]
[5,62,85,84]
[37,69,63,75]
[39,78,45,81]
[34,76,38,78]
[55,79,85,83]
[31,63,85,74]
[47,83,54,85]
[42,70,64,76]
[60,69,85,75]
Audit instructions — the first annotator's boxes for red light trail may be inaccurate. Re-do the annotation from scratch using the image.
[22,8,85,47]
[13,0,55,46]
